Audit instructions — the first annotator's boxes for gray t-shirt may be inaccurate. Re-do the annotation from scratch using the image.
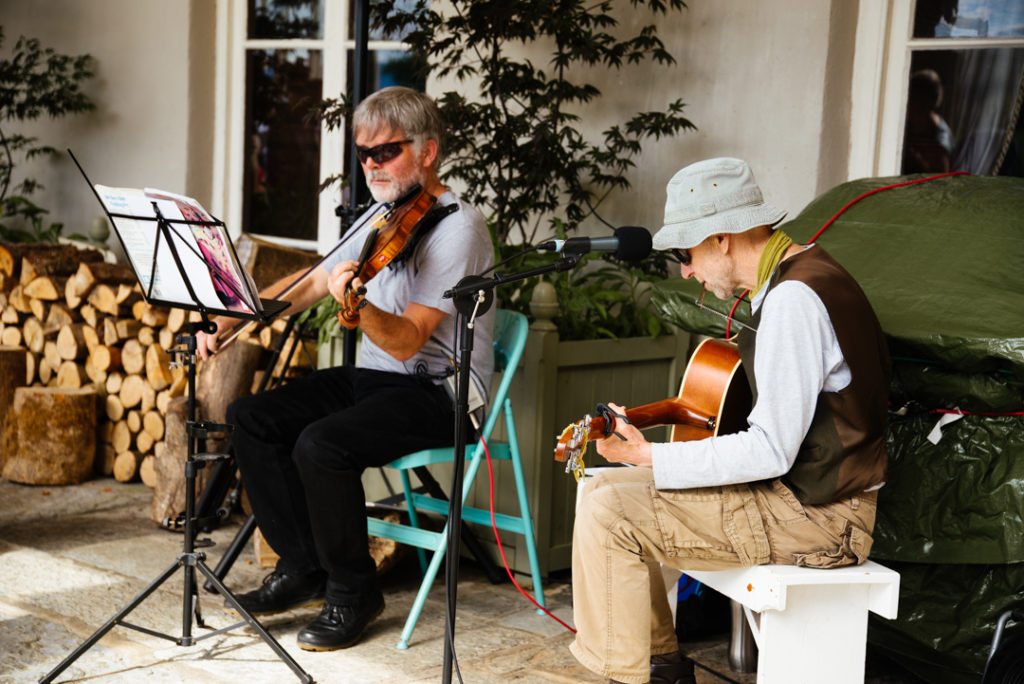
[322,191,494,403]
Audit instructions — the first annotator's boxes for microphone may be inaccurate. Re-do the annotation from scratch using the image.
[537,226,652,261]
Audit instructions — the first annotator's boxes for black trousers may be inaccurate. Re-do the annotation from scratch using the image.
[227,365,456,604]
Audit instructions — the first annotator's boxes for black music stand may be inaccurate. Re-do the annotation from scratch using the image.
[43,158,311,683]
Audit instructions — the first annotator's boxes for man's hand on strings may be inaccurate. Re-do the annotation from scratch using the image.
[594,402,653,467]
[327,260,362,306]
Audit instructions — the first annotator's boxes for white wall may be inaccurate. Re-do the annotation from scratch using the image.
[0,0,194,242]
[522,0,857,238]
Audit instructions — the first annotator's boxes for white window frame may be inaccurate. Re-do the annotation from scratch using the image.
[212,0,409,256]
[850,0,1024,180]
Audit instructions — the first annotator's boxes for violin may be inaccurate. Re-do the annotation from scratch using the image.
[337,185,453,329]
[213,185,453,352]
[553,338,753,480]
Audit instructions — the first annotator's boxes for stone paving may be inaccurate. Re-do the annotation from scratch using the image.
[0,477,755,684]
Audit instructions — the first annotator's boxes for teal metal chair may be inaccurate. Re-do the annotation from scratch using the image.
[366,309,545,649]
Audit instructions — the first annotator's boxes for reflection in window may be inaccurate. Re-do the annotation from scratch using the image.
[249,0,323,40]
[353,0,421,41]
[902,48,1024,176]
[243,49,324,240]
[913,0,1024,39]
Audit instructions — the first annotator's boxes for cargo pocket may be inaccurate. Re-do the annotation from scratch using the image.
[792,519,873,568]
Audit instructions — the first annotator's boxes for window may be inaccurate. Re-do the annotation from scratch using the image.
[214,0,421,254]
[850,0,1024,179]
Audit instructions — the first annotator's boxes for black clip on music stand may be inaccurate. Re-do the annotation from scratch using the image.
[40,196,311,683]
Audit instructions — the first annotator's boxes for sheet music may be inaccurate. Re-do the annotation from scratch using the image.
[94,185,260,314]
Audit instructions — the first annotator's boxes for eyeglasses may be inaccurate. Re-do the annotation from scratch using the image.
[355,139,413,165]
[670,248,691,266]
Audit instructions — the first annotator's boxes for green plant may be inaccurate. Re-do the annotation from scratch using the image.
[368,0,695,246]
[317,1,696,340]
[0,27,95,242]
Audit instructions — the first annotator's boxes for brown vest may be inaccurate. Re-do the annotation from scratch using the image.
[736,247,890,504]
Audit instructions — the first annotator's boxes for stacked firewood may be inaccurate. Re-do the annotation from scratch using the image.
[0,239,320,510]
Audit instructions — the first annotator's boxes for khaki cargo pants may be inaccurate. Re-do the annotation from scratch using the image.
[569,466,877,684]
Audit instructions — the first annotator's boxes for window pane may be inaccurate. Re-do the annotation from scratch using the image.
[902,48,1024,176]
[243,49,323,240]
[914,0,1024,39]
[249,0,324,39]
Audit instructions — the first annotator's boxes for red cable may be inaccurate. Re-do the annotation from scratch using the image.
[931,408,1024,417]
[723,171,971,338]
[482,436,577,634]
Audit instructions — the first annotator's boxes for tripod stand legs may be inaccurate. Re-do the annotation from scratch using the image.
[38,552,313,684]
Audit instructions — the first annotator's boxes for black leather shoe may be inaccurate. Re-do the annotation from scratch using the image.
[226,570,326,616]
[296,593,385,651]
[650,651,697,684]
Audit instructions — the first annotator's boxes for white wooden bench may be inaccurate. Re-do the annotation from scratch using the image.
[681,562,900,683]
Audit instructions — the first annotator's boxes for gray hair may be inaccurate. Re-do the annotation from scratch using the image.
[353,87,446,167]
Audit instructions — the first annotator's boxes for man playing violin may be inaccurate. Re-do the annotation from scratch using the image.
[196,86,494,651]
[569,157,890,684]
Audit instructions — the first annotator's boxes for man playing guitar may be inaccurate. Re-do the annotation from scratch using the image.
[569,158,890,684]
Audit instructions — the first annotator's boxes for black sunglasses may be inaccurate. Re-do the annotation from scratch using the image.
[670,248,691,266]
[355,139,413,165]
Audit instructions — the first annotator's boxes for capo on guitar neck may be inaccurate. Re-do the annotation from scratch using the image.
[594,403,631,441]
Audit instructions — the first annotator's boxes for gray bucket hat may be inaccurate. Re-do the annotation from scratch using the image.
[652,157,786,250]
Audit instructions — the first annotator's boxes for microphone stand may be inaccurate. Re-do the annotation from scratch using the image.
[440,254,579,684]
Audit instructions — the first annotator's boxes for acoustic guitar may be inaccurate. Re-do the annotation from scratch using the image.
[553,338,753,480]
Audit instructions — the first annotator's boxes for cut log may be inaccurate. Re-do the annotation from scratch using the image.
[38,356,55,385]
[23,276,63,301]
[1,327,22,347]
[105,371,124,395]
[89,344,122,374]
[119,373,146,409]
[116,317,145,340]
[87,284,123,316]
[56,360,88,389]
[0,346,27,468]
[126,410,142,434]
[196,339,263,425]
[56,323,88,360]
[43,303,75,335]
[78,303,99,328]
[1,306,19,324]
[22,316,45,353]
[64,276,82,309]
[137,326,155,347]
[158,326,175,350]
[104,393,125,422]
[101,318,119,346]
[24,350,36,385]
[43,340,60,370]
[113,450,141,483]
[132,300,169,327]
[145,344,173,391]
[143,410,165,441]
[29,298,47,321]
[0,243,99,280]
[139,382,156,413]
[8,285,32,314]
[166,307,187,334]
[139,454,157,487]
[81,325,100,355]
[136,430,155,454]
[1,387,97,485]
[110,420,132,454]
[122,339,145,375]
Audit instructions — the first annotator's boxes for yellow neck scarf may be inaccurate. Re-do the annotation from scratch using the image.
[753,229,793,298]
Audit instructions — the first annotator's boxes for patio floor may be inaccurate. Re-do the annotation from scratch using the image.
[0,476,921,684]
